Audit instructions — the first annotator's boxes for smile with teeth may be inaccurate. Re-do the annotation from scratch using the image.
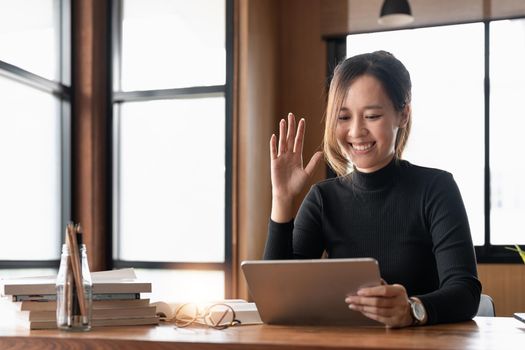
[351,142,375,151]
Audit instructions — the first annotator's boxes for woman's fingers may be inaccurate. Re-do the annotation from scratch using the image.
[360,311,396,328]
[346,295,392,308]
[278,119,286,156]
[287,113,296,152]
[347,297,410,328]
[274,114,320,166]
[277,113,299,157]
[348,303,398,317]
[293,118,304,153]
[270,134,278,160]
[357,307,410,328]
[346,285,407,308]
[357,284,406,297]
[345,284,411,328]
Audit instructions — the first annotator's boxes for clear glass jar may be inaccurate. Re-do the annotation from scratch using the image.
[56,243,92,331]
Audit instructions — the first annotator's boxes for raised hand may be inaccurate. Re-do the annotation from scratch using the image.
[270,113,323,222]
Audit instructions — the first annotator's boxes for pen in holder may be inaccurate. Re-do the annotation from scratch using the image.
[56,223,93,331]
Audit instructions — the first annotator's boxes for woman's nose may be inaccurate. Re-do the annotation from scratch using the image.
[348,118,368,138]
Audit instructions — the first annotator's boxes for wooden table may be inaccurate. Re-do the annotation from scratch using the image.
[0,317,524,349]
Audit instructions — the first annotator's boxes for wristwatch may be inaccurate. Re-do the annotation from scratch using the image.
[408,297,426,326]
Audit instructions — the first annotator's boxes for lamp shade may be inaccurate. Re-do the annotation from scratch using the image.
[378,0,414,26]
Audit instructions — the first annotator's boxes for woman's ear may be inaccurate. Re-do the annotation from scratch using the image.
[399,104,411,128]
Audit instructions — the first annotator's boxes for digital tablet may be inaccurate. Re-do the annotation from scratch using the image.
[241,258,382,326]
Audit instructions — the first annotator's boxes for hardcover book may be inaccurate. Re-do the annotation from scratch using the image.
[19,305,157,322]
[27,317,159,330]
[13,298,150,312]
[0,268,151,296]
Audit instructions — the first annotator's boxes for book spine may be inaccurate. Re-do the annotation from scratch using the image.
[13,293,141,302]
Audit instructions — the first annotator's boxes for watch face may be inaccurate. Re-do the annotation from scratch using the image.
[412,300,426,321]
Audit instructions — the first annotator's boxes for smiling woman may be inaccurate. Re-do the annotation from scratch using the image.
[324,51,411,176]
[334,75,408,174]
[264,51,481,328]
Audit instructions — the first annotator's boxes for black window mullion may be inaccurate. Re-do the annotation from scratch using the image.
[112,260,227,271]
[483,20,491,253]
[111,0,123,268]
[475,20,521,263]
[0,60,70,99]
[111,0,123,93]
[59,0,71,87]
[224,0,234,299]
[326,36,346,81]
[60,0,72,248]
[325,37,346,179]
[113,85,225,103]
[0,260,60,269]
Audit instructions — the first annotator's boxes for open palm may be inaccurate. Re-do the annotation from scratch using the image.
[270,113,323,210]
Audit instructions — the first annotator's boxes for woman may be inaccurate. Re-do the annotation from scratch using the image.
[264,51,481,328]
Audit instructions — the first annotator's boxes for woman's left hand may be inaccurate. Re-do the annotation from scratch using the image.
[345,284,413,328]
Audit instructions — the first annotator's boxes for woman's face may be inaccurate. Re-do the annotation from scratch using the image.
[336,74,407,173]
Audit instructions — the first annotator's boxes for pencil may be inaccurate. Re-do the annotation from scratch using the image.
[66,223,87,317]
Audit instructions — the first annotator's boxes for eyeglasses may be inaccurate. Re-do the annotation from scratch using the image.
[173,303,241,330]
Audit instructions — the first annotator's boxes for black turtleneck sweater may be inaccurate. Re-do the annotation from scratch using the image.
[264,158,481,325]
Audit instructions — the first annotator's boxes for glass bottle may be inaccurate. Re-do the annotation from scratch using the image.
[56,243,93,331]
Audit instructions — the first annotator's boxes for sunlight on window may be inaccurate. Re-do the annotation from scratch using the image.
[347,23,485,245]
[0,76,61,260]
[117,97,225,262]
[489,19,525,245]
[0,0,59,80]
[121,0,225,91]
[134,269,224,303]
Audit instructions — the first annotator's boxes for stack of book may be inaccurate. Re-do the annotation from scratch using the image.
[0,268,158,329]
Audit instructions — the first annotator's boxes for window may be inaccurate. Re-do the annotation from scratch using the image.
[336,18,525,261]
[112,0,233,301]
[489,19,525,246]
[0,0,70,277]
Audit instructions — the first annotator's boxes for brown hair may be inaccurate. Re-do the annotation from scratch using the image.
[323,51,412,176]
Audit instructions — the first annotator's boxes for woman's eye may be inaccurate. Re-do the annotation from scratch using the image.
[338,115,350,121]
[366,115,382,120]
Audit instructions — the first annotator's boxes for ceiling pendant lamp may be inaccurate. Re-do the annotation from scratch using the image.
[378,0,414,26]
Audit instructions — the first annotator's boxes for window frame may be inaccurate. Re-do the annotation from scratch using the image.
[0,0,71,270]
[110,0,234,296]
[325,17,525,264]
